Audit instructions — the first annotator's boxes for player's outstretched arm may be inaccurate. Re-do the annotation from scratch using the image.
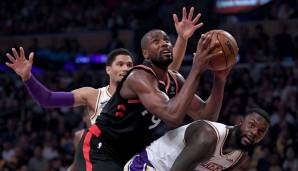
[169,7,203,71]
[170,121,217,171]
[6,47,96,108]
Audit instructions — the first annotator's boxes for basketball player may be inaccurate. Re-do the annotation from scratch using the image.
[125,108,270,171]
[6,47,134,171]
[73,29,228,171]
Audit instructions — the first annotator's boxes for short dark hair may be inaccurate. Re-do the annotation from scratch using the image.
[246,108,270,125]
[141,29,163,50]
[106,48,134,66]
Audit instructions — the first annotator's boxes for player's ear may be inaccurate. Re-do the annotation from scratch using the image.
[142,49,149,59]
[234,115,243,125]
[106,66,111,75]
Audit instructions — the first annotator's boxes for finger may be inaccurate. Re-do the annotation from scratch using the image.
[182,7,187,20]
[188,7,194,20]
[202,34,212,49]
[28,52,34,64]
[5,62,14,69]
[6,53,16,63]
[194,22,203,30]
[192,13,201,24]
[206,50,223,60]
[12,48,20,59]
[192,53,197,63]
[20,47,25,59]
[173,14,179,25]
[198,34,205,44]
[209,40,220,52]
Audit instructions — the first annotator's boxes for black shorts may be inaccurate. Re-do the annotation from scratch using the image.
[76,125,123,171]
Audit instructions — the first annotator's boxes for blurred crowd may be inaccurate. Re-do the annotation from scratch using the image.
[0,0,176,35]
[235,24,298,64]
[1,0,298,35]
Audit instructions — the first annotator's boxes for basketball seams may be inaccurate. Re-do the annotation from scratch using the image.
[217,32,238,57]
[219,33,238,60]
[205,30,238,70]
[216,33,228,68]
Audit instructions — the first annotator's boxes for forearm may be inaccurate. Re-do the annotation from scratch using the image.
[24,75,75,107]
[166,68,202,125]
[201,76,226,121]
[169,36,187,71]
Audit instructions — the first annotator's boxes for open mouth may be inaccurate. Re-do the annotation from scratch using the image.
[161,50,172,57]
[243,136,254,145]
[119,73,126,77]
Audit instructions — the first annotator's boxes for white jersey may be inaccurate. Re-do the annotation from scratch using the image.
[146,120,244,171]
[89,86,111,124]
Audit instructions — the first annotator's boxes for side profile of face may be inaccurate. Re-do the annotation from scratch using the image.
[106,54,133,83]
[238,112,269,147]
[143,30,173,67]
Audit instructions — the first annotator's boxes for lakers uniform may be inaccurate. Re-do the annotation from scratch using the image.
[76,61,180,170]
[89,86,112,124]
[125,120,244,171]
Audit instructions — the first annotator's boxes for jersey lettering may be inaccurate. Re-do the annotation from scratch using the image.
[201,162,224,171]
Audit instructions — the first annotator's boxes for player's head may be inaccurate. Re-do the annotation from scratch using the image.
[106,48,134,83]
[237,108,270,149]
[141,29,173,67]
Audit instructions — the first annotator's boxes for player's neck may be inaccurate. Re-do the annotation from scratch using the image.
[108,81,117,95]
[150,62,169,82]
[223,127,240,154]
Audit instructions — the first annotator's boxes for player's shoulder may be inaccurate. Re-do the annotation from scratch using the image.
[185,121,218,143]
[127,68,157,83]
[72,86,98,95]
[98,85,109,91]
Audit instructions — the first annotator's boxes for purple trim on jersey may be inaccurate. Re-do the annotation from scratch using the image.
[128,150,154,171]
[24,75,75,107]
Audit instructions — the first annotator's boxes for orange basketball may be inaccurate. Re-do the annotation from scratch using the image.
[205,30,238,71]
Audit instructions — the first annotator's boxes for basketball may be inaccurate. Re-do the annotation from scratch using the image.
[205,29,238,71]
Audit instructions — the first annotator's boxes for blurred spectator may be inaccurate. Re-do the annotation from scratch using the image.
[28,145,48,171]
[274,24,295,60]
[283,146,298,171]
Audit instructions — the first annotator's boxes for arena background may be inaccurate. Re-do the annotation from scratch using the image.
[1,0,298,170]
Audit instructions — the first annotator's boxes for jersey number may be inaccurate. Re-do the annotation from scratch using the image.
[142,110,161,130]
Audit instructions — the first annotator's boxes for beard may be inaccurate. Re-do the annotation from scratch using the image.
[235,127,255,152]
[151,54,173,68]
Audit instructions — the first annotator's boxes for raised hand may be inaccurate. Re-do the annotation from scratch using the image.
[6,47,34,81]
[173,7,203,40]
[193,34,222,72]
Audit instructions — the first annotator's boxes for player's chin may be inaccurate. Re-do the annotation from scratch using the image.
[163,55,173,64]
[117,75,124,82]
